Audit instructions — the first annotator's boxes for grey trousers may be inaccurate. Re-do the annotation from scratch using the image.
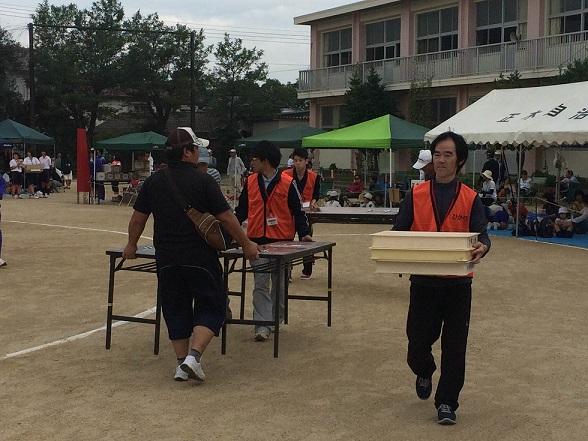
[251,257,285,331]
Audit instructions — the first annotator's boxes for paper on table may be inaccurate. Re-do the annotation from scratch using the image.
[302,201,310,208]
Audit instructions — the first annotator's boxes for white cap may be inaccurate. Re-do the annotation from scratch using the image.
[481,170,493,179]
[229,148,237,153]
[558,207,569,214]
[326,190,339,197]
[287,158,294,167]
[413,150,432,170]
[176,127,210,148]
[364,192,373,199]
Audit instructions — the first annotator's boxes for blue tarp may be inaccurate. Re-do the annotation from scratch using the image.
[488,229,588,250]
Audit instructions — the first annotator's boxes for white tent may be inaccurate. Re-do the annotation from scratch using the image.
[424,81,588,147]
[424,81,588,236]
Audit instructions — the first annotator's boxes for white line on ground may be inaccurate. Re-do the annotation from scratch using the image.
[1,308,156,361]
[2,220,154,360]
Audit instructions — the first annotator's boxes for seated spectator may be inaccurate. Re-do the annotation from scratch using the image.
[507,198,528,223]
[487,202,509,230]
[479,170,497,206]
[324,190,341,207]
[347,175,364,194]
[519,170,535,197]
[572,194,588,234]
[360,192,376,208]
[542,191,559,217]
[569,189,585,213]
[497,177,513,199]
[554,207,574,238]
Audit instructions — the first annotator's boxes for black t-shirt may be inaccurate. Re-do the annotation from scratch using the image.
[133,161,230,268]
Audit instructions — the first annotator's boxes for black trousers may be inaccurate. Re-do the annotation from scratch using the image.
[406,281,472,410]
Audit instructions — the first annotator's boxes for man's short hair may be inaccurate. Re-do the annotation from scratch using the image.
[251,141,281,168]
[430,131,469,174]
[292,147,308,160]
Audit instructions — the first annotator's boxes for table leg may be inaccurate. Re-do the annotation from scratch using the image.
[154,278,162,355]
[327,248,333,327]
[105,255,116,349]
[240,256,246,320]
[284,263,290,325]
[221,256,229,355]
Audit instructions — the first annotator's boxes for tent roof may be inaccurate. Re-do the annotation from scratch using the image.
[424,81,588,147]
[239,125,326,149]
[95,131,167,151]
[0,119,54,145]
[302,114,429,149]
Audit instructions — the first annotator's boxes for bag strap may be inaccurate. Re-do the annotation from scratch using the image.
[163,167,191,213]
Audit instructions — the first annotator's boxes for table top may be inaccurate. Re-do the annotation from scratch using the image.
[221,241,335,260]
[106,245,155,258]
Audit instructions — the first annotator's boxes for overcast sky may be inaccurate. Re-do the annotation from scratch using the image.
[0,0,351,83]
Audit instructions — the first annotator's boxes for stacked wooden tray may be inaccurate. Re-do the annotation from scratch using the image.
[370,231,479,276]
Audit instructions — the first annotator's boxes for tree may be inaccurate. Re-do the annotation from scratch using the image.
[210,34,268,148]
[344,67,394,172]
[122,12,211,133]
[558,58,588,84]
[246,79,305,122]
[0,26,25,120]
[408,77,435,128]
[495,70,524,89]
[33,0,127,144]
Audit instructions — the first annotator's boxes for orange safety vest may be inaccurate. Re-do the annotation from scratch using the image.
[247,172,296,240]
[285,168,317,203]
[411,180,477,277]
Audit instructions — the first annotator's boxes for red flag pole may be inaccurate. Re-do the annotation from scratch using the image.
[76,128,90,203]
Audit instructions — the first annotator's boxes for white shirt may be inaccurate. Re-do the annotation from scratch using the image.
[148,155,154,172]
[572,207,588,224]
[481,180,497,200]
[227,156,246,175]
[39,155,51,170]
[23,157,40,166]
[9,159,22,172]
[325,200,341,207]
[519,177,531,190]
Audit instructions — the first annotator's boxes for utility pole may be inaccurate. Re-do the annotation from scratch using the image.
[190,30,195,131]
[28,23,35,128]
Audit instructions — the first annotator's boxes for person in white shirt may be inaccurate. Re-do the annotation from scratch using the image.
[519,170,534,196]
[226,148,246,192]
[361,192,376,208]
[572,194,588,234]
[9,152,23,198]
[480,170,497,205]
[147,152,154,174]
[324,190,341,207]
[39,151,52,197]
[23,152,41,197]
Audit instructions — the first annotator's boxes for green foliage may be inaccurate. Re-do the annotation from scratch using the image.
[557,58,588,84]
[495,70,523,89]
[408,78,435,128]
[210,34,268,147]
[0,26,25,120]
[343,66,392,126]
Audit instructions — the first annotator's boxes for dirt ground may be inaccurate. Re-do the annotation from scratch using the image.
[0,185,586,441]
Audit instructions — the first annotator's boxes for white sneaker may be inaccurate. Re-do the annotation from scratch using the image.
[180,355,205,382]
[174,365,189,381]
[254,327,271,342]
[0,258,6,267]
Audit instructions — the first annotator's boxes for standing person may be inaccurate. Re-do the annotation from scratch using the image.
[481,150,499,185]
[413,149,434,181]
[92,150,106,202]
[9,152,23,198]
[54,153,62,171]
[284,147,321,280]
[62,154,73,189]
[39,151,52,197]
[147,152,154,174]
[393,131,491,425]
[235,141,311,341]
[110,154,122,197]
[226,148,246,192]
[122,127,259,382]
[23,152,41,198]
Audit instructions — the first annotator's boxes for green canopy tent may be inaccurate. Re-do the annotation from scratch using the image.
[302,114,430,206]
[239,125,326,149]
[0,119,55,157]
[94,131,167,151]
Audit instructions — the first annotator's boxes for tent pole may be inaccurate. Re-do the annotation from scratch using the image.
[388,148,392,208]
[515,145,522,237]
[472,149,476,186]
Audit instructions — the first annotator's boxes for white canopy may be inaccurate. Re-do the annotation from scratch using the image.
[424,81,588,147]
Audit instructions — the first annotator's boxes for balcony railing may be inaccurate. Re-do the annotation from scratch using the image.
[298,31,588,94]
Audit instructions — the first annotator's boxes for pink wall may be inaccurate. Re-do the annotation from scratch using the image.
[309,101,320,128]
[459,0,476,48]
[310,24,320,69]
[352,12,362,63]
[526,0,545,39]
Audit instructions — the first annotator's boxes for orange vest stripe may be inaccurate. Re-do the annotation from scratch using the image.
[411,180,477,277]
[247,172,296,240]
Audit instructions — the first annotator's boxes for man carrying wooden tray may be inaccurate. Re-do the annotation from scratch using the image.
[393,131,491,425]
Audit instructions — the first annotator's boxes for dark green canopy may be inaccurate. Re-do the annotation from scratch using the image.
[95,131,167,151]
[239,125,326,149]
[302,114,429,150]
[0,119,54,145]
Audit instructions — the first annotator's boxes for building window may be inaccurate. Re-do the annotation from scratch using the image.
[476,0,528,45]
[416,7,458,54]
[321,105,345,128]
[548,0,588,35]
[365,18,401,61]
[323,28,352,67]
